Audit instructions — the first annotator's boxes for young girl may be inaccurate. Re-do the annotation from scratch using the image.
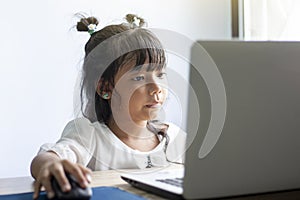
[30,14,186,199]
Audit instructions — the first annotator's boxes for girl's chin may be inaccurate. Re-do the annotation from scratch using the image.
[131,113,159,122]
[146,111,161,120]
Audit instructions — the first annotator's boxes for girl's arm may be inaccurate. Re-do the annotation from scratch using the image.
[30,151,91,200]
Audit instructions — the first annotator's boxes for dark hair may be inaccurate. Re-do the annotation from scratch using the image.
[77,14,166,124]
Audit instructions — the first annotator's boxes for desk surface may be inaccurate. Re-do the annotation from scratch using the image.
[1,165,300,200]
[0,167,173,200]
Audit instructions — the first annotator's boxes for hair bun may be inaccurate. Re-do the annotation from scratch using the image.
[76,14,99,34]
[125,14,145,28]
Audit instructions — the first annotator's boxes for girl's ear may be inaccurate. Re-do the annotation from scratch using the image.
[96,78,113,100]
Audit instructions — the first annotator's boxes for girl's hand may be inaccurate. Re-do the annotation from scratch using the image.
[32,159,92,200]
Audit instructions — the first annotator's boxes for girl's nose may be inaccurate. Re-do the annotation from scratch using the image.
[149,82,162,96]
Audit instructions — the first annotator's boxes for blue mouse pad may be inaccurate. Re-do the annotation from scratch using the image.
[0,186,146,200]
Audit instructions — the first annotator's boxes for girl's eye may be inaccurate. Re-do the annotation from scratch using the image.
[132,75,145,81]
[157,72,167,79]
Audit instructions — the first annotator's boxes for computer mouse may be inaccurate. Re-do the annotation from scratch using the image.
[50,173,92,200]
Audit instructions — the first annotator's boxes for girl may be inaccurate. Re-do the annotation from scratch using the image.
[30,14,186,199]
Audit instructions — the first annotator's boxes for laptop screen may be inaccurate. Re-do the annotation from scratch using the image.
[184,41,300,199]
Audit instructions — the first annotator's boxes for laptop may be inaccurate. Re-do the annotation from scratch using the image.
[121,41,300,199]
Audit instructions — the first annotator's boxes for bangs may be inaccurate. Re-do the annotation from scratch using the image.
[126,48,166,72]
[116,28,166,72]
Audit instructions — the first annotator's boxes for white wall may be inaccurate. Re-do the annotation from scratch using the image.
[0,0,231,178]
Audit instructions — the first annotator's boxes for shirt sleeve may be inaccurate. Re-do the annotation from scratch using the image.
[38,117,97,166]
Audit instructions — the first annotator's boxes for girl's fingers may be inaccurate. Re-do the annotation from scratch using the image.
[79,165,92,183]
[51,171,71,193]
[50,161,71,193]
[32,180,41,200]
[79,164,92,174]
[62,160,89,188]
[40,175,55,199]
[33,169,54,200]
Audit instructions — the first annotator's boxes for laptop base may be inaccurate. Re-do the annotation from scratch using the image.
[121,176,183,200]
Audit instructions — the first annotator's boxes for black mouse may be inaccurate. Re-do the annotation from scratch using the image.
[50,173,92,200]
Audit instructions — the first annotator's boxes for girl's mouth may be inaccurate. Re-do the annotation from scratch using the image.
[145,103,162,109]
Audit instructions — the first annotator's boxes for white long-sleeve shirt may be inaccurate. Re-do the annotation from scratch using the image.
[39,117,186,170]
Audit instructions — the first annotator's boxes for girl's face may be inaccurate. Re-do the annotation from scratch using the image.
[110,59,168,126]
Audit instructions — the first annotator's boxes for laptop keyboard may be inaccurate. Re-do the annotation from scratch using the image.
[155,177,183,188]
